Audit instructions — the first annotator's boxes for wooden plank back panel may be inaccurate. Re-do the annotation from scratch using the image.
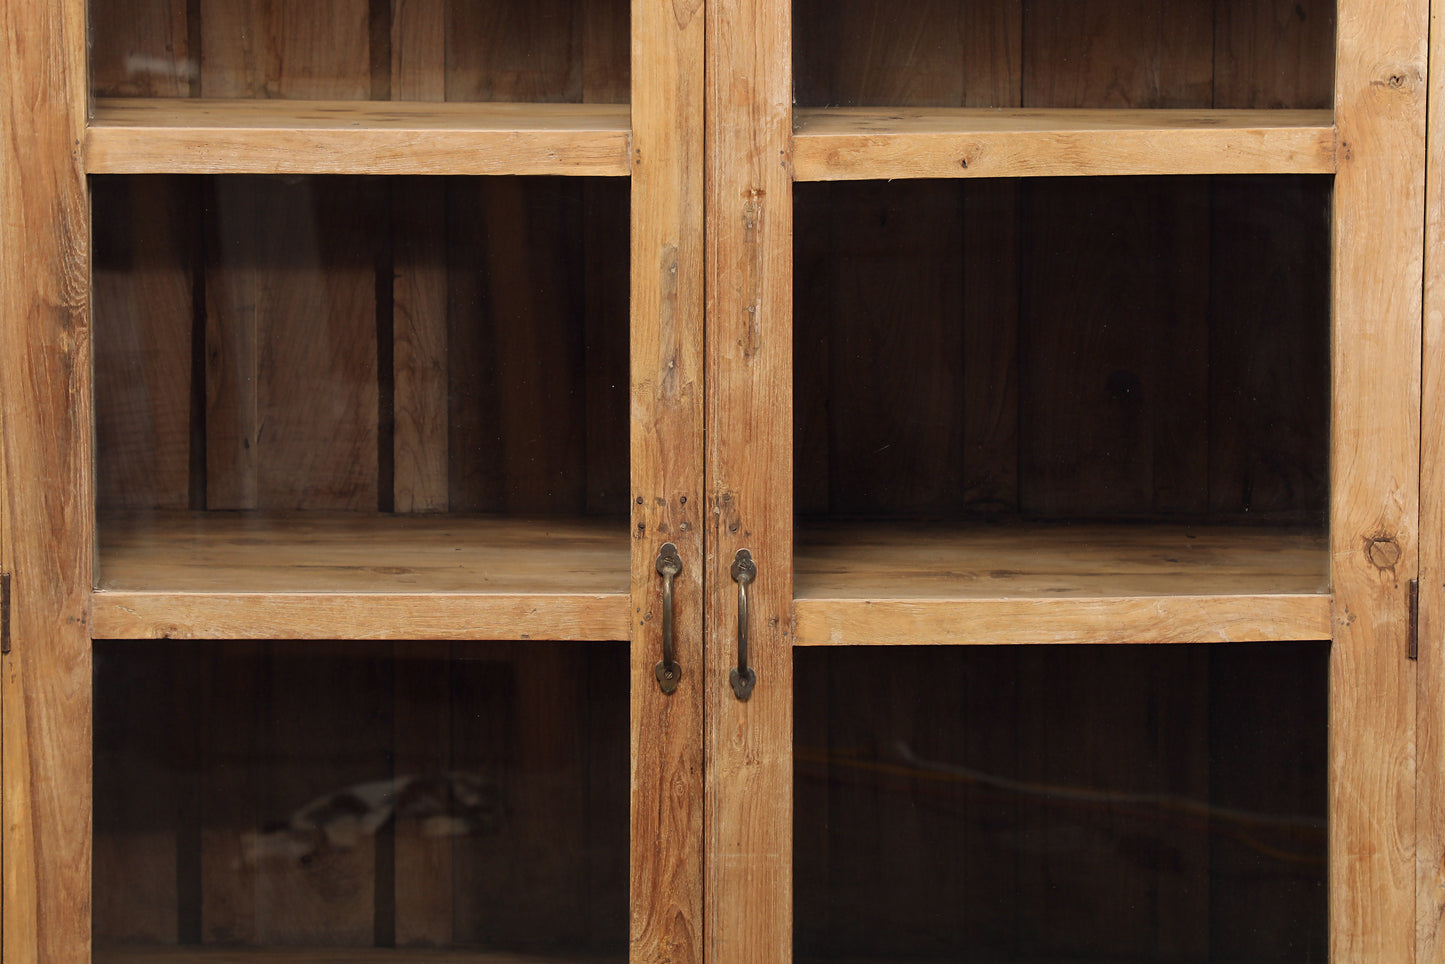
[93,176,197,512]
[1214,0,1335,109]
[89,0,191,96]
[198,0,370,99]
[204,176,380,511]
[1018,177,1210,518]
[1208,175,1330,519]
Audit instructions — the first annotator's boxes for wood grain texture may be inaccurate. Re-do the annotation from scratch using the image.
[92,176,197,510]
[203,176,380,511]
[706,0,793,957]
[1021,0,1213,109]
[1421,0,1445,952]
[629,0,706,956]
[93,512,630,639]
[1331,0,1427,957]
[792,108,1337,180]
[86,99,634,176]
[389,6,449,514]
[0,0,93,956]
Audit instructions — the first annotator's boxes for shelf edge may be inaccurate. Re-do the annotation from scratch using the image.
[792,112,1337,180]
[91,590,632,641]
[793,593,1334,645]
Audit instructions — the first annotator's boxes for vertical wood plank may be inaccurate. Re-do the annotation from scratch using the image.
[391,644,453,947]
[1019,178,1210,519]
[706,0,792,956]
[1021,0,1214,108]
[0,0,92,956]
[390,0,449,514]
[207,178,380,511]
[1214,0,1335,110]
[252,643,390,946]
[89,0,191,97]
[1332,0,1426,957]
[92,176,196,512]
[1418,0,1445,952]
[199,0,370,99]
[199,641,263,945]
[631,0,706,955]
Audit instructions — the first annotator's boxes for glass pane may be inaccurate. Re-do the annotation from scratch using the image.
[89,0,629,103]
[795,642,1328,963]
[91,174,629,615]
[795,175,1330,528]
[793,0,1334,110]
[94,639,630,960]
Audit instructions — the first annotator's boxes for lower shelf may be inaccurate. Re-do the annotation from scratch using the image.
[95,948,621,963]
[93,512,630,640]
[794,522,1331,646]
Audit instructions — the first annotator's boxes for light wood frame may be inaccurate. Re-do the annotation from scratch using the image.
[705,0,1427,962]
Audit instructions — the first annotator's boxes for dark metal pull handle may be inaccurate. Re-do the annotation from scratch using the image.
[730,548,757,700]
[655,543,682,693]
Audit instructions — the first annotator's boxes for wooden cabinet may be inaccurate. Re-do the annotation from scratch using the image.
[0,0,1431,959]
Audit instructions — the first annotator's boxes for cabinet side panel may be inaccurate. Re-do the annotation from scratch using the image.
[1331,0,1426,958]
[1418,0,1445,952]
[0,0,93,957]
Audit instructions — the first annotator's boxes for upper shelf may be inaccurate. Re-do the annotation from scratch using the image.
[86,99,633,176]
[93,512,631,641]
[792,108,1337,180]
[793,522,1332,646]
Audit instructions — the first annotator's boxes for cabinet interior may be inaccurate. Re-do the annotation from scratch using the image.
[793,0,1334,110]
[795,641,1329,963]
[792,175,1331,633]
[93,639,630,959]
[92,174,631,620]
[88,0,630,103]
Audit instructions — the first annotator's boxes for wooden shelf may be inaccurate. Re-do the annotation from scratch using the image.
[86,98,633,176]
[95,947,621,963]
[794,522,1331,646]
[792,108,1336,180]
[93,512,630,641]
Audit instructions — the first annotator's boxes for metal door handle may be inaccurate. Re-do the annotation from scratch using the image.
[730,548,756,700]
[655,543,682,693]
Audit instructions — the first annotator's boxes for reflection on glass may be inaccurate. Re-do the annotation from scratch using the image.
[796,643,1328,963]
[94,639,630,960]
[89,0,630,103]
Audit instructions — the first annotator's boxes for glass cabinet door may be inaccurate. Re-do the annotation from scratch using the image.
[704,0,1424,960]
[0,0,703,956]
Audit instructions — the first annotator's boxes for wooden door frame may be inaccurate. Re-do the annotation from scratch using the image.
[702,0,1429,960]
[0,0,709,959]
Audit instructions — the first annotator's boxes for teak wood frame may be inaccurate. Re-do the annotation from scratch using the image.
[705,1,1426,964]
[0,0,1435,962]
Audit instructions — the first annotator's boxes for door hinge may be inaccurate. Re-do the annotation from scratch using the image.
[1408,577,1419,660]
[2,571,11,654]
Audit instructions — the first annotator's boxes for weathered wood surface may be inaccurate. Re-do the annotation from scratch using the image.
[628,0,707,956]
[1330,0,1427,957]
[0,0,93,956]
[792,107,1336,180]
[87,100,634,176]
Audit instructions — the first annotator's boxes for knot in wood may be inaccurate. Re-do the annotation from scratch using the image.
[1366,536,1401,569]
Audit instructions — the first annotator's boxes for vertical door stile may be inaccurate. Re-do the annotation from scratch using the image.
[0,0,94,956]
[1333,0,1428,958]
[1419,0,1445,953]
[631,0,707,957]
[705,0,794,956]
